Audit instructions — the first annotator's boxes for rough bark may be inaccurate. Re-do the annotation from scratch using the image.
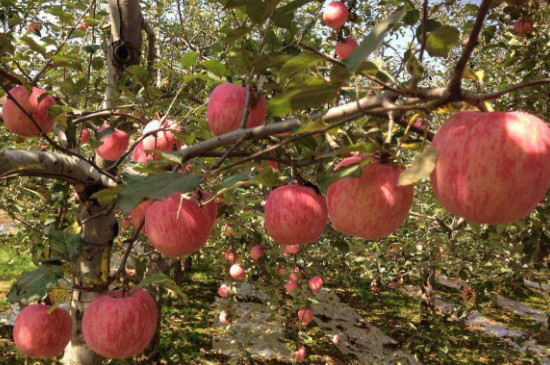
[62,0,146,363]
[63,187,118,365]
[420,264,436,325]
[0,150,117,187]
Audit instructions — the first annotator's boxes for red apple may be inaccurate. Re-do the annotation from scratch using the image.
[95,125,129,161]
[225,249,240,263]
[145,191,216,257]
[332,334,340,345]
[514,18,534,36]
[286,280,300,295]
[2,85,56,137]
[335,37,358,59]
[298,308,313,325]
[308,276,323,292]
[327,157,413,239]
[129,200,153,230]
[82,289,156,358]
[250,245,264,260]
[461,286,476,306]
[13,304,72,359]
[264,185,328,245]
[219,310,230,325]
[142,120,182,157]
[282,244,300,254]
[132,141,154,163]
[430,112,550,224]
[27,22,40,32]
[290,273,299,281]
[218,283,231,298]
[323,1,349,29]
[80,128,90,143]
[206,82,266,136]
[294,346,306,362]
[230,264,245,281]
[76,20,88,31]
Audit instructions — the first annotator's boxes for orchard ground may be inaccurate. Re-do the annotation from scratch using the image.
[1,237,549,364]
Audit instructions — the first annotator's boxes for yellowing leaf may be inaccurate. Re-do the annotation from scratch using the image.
[398,144,437,186]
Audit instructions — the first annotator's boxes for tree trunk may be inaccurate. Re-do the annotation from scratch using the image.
[63,1,146,363]
[63,187,117,365]
[419,264,436,325]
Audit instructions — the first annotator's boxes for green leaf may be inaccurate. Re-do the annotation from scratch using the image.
[246,0,283,26]
[0,33,15,54]
[222,173,253,188]
[398,144,437,186]
[272,0,315,29]
[346,7,407,74]
[20,35,46,56]
[268,83,340,117]
[200,59,226,77]
[296,119,328,134]
[425,25,460,58]
[318,158,371,191]
[253,166,284,187]
[181,51,199,68]
[116,173,203,213]
[136,273,187,300]
[49,230,84,261]
[7,264,63,305]
[280,53,322,80]
[126,65,150,86]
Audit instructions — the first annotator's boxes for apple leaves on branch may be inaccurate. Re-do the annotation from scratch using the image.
[7,262,64,305]
[136,273,188,301]
[346,7,408,74]
[398,144,437,186]
[91,172,202,213]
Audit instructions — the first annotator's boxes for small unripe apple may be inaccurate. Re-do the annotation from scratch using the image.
[250,246,264,260]
[225,249,240,263]
[514,18,534,36]
[327,157,413,239]
[218,283,231,298]
[80,128,90,143]
[95,125,129,161]
[461,286,476,306]
[82,289,157,358]
[76,20,88,31]
[13,304,72,359]
[230,264,245,281]
[294,346,306,362]
[323,2,349,29]
[145,191,216,257]
[2,85,56,137]
[206,82,266,136]
[308,276,323,292]
[219,310,230,325]
[335,37,358,59]
[430,112,550,224]
[298,308,313,325]
[282,244,300,254]
[264,185,328,245]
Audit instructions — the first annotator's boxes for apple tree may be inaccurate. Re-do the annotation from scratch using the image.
[1,0,550,363]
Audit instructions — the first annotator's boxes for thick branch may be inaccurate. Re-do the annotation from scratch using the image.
[0,150,118,187]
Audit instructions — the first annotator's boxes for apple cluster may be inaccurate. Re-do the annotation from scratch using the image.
[322,1,358,59]
[13,289,157,359]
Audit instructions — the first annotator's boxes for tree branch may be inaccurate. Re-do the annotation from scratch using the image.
[448,0,492,97]
[0,150,118,187]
